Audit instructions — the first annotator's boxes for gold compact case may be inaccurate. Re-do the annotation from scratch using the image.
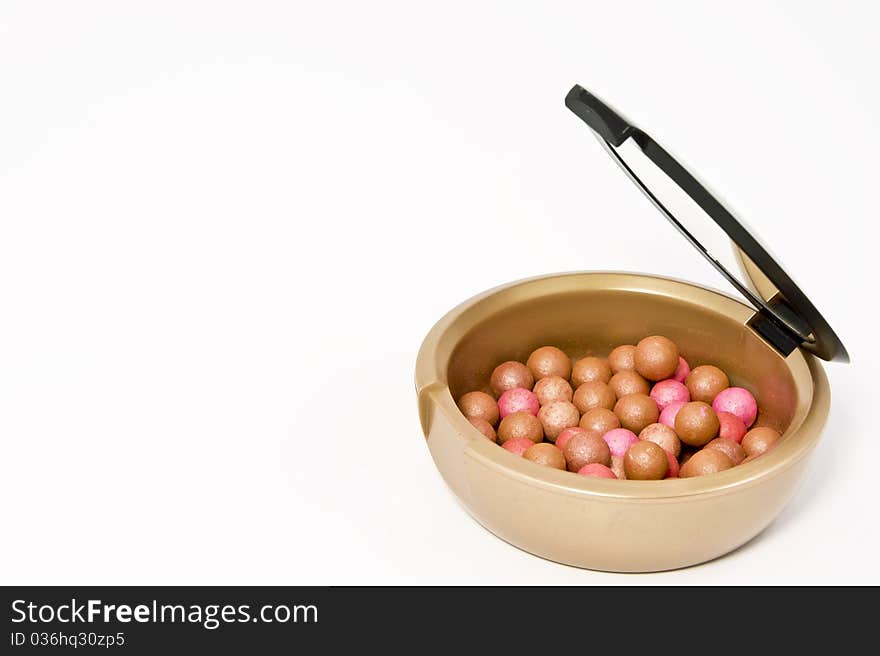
[414,85,848,572]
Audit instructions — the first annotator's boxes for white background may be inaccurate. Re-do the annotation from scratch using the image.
[1,1,877,585]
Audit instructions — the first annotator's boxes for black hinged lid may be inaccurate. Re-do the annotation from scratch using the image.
[565,83,849,363]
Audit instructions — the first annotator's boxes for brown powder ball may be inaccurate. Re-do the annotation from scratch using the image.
[613,394,660,434]
[457,391,499,426]
[571,356,612,387]
[538,400,581,440]
[608,370,651,398]
[523,443,566,470]
[610,455,626,480]
[685,365,730,404]
[639,422,681,457]
[533,376,573,406]
[634,335,680,381]
[526,346,572,381]
[497,412,543,444]
[490,361,534,397]
[579,407,621,435]
[468,417,497,442]
[674,401,720,447]
[741,427,781,458]
[705,437,746,465]
[679,448,733,478]
[624,440,669,480]
[608,345,637,374]
[572,381,616,413]
[563,432,611,471]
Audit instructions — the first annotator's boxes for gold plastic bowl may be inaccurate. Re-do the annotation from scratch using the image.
[415,272,829,572]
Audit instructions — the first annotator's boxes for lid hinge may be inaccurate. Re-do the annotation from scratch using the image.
[746,296,810,358]
[748,311,800,357]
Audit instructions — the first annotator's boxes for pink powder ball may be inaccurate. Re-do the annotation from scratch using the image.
[577,463,618,479]
[497,387,540,419]
[717,411,748,443]
[649,379,691,411]
[659,400,686,428]
[602,428,640,458]
[501,437,535,456]
[673,357,690,383]
[665,450,680,478]
[555,426,588,453]
[712,387,757,427]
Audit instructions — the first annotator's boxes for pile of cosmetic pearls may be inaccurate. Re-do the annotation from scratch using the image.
[456,336,782,480]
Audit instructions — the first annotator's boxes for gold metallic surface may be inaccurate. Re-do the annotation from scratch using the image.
[734,248,779,302]
[415,272,827,572]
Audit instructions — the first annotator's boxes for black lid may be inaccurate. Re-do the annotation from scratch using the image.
[565,84,849,363]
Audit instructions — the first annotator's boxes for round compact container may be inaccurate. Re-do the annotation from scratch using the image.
[414,85,849,572]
